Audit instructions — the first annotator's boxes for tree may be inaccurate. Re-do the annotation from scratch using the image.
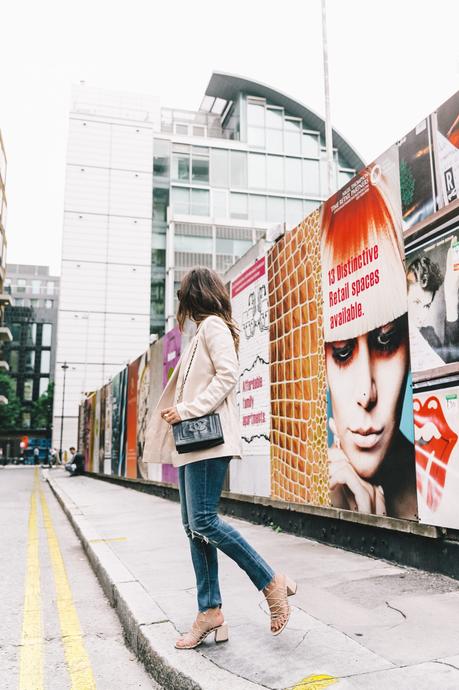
[32,381,54,431]
[0,372,21,431]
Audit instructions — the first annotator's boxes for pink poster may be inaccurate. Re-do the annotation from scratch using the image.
[162,327,182,484]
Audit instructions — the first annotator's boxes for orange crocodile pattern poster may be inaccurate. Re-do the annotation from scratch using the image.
[267,210,329,505]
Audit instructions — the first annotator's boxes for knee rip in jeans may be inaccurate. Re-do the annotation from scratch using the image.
[183,523,210,544]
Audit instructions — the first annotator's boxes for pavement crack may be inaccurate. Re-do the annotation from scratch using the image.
[385,600,407,620]
[198,652,274,689]
[433,660,459,672]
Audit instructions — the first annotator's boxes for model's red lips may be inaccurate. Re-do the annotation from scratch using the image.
[414,395,458,511]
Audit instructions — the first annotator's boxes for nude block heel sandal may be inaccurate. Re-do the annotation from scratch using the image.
[214,622,229,643]
[286,575,297,596]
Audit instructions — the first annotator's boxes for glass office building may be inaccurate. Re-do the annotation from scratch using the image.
[152,73,364,332]
[55,73,364,449]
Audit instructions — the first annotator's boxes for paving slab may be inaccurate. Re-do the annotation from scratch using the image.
[47,471,459,690]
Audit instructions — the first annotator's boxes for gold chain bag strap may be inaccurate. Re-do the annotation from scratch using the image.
[172,324,225,454]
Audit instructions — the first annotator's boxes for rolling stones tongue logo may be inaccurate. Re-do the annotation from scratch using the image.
[414,396,458,511]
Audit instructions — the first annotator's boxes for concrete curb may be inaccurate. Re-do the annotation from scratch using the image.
[46,472,266,690]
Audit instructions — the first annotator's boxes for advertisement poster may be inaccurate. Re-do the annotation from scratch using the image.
[136,349,151,479]
[104,382,112,475]
[231,257,271,455]
[398,119,437,231]
[414,386,459,529]
[111,368,127,476]
[406,223,459,373]
[98,385,106,473]
[163,327,181,387]
[320,147,418,519]
[93,389,100,474]
[126,358,139,479]
[162,328,181,485]
[435,91,459,207]
[83,393,95,472]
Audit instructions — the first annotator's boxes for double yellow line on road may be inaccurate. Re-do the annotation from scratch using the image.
[19,468,96,689]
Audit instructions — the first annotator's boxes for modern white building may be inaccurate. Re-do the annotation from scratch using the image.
[54,74,364,450]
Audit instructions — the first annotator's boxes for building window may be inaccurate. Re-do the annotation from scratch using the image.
[210,149,229,188]
[39,377,49,396]
[45,299,53,309]
[249,195,267,222]
[267,196,284,223]
[284,118,302,156]
[40,350,50,374]
[8,350,19,373]
[153,188,169,222]
[171,187,190,214]
[285,157,302,194]
[266,108,283,153]
[191,146,209,184]
[25,324,37,347]
[46,282,54,295]
[42,324,52,347]
[23,379,34,402]
[153,139,170,178]
[303,159,321,196]
[17,279,26,293]
[230,193,248,220]
[247,100,265,148]
[230,151,247,188]
[286,198,304,228]
[24,350,35,374]
[191,189,209,216]
[10,323,21,342]
[32,299,41,308]
[248,153,266,189]
[267,156,284,192]
[302,132,320,159]
[172,153,190,182]
[32,280,41,295]
[338,170,354,189]
[22,412,31,429]
[212,190,228,218]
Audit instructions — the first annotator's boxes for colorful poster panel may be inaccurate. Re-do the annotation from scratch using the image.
[93,389,100,474]
[111,368,127,477]
[162,329,182,485]
[321,147,418,519]
[406,222,459,373]
[398,118,437,231]
[414,385,459,529]
[136,348,151,480]
[104,381,112,475]
[98,384,106,473]
[163,327,181,387]
[231,257,271,456]
[268,209,329,505]
[126,358,139,479]
[435,90,459,207]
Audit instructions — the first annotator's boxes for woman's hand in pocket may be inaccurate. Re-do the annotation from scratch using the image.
[161,407,181,424]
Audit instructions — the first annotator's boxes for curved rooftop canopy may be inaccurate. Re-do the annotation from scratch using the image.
[203,72,365,171]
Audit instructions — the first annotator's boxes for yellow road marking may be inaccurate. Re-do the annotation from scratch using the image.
[292,675,338,689]
[39,483,97,690]
[19,468,43,690]
[88,537,127,544]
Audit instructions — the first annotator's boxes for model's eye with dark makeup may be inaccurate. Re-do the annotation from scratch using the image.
[370,321,401,354]
[330,339,356,365]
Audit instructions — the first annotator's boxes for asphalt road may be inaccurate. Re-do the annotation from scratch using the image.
[0,465,161,690]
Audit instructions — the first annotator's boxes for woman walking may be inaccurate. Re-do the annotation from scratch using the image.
[143,267,296,649]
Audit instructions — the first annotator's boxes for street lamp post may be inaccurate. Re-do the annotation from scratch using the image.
[59,362,69,464]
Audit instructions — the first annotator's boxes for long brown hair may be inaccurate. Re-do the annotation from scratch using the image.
[176,267,240,352]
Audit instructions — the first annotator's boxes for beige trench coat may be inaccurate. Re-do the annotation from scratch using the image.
[143,315,242,468]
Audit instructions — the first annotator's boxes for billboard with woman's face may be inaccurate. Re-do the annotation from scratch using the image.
[320,147,418,519]
[406,224,459,373]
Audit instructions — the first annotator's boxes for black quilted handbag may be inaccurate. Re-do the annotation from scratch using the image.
[172,335,225,454]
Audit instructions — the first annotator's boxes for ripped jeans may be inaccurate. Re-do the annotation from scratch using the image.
[178,457,275,612]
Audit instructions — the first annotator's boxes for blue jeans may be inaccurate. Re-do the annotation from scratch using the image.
[178,457,275,612]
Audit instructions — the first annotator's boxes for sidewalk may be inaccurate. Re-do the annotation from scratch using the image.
[46,470,459,690]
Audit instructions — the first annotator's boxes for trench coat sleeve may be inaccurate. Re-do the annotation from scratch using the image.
[176,316,238,420]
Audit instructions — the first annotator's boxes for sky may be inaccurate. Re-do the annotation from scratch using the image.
[2,0,459,276]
